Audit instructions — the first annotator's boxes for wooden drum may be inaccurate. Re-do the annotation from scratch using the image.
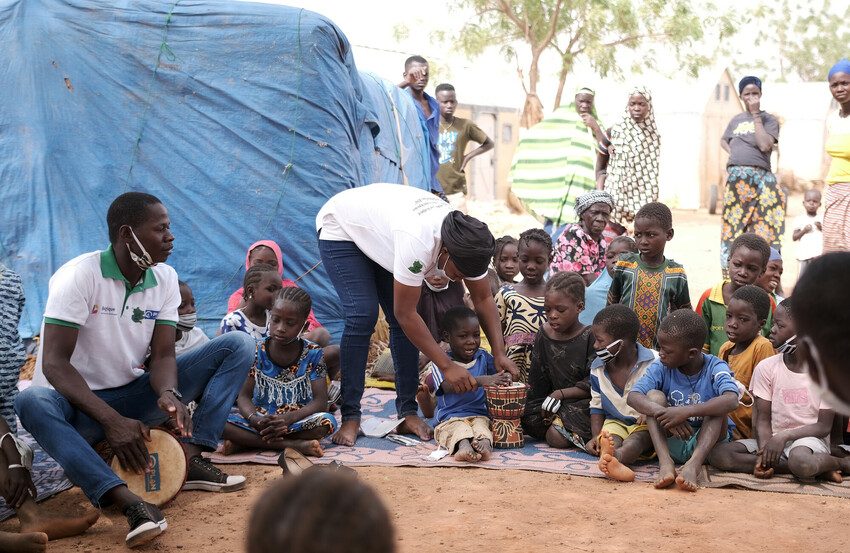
[106,429,188,507]
[484,383,529,449]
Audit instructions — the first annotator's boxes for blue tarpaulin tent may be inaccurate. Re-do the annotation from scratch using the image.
[0,0,431,341]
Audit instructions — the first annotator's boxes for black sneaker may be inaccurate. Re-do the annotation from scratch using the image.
[123,501,167,548]
[181,455,246,492]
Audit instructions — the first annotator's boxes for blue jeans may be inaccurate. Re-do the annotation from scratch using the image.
[15,331,254,506]
[318,238,419,422]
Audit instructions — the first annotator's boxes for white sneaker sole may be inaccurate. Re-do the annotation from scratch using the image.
[182,475,246,493]
[126,519,167,548]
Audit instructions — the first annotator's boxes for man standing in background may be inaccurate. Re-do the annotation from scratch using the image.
[399,55,444,195]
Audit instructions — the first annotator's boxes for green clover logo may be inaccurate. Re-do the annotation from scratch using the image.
[408,260,423,274]
[132,307,144,323]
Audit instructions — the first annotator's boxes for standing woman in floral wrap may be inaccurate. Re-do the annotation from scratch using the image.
[719,76,783,274]
[599,86,661,225]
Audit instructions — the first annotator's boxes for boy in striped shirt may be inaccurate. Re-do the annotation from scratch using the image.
[586,305,658,481]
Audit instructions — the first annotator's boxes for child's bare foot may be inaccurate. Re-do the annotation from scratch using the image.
[18,509,99,541]
[675,463,701,492]
[397,415,433,441]
[822,470,843,483]
[453,440,480,463]
[598,430,616,457]
[598,453,635,482]
[753,463,775,479]
[837,456,850,474]
[654,463,677,489]
[471,438,493,461]
[222,439,242,456]
[0,531,47,552]
[332,420,360,446]
[292,439,324,458]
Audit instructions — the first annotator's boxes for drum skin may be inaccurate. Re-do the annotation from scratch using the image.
[106,429,188,507]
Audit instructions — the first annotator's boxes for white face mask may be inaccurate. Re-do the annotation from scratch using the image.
[126,228,155,270]
[177,312,197,332]
[802,336,850,416]
[777,334,797,355]
[595,339,623,362]
[434,253,456,282]
[424,278,450,292]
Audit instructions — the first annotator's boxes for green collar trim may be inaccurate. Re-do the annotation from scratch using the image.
[100,245,157,291]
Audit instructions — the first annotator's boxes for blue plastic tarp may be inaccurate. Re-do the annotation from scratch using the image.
[0,0,410,341]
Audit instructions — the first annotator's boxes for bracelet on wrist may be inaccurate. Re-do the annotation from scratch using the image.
[7,464,27,471]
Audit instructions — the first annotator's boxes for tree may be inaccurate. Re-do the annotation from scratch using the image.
[750,0,850,81]
[455,0,731,127]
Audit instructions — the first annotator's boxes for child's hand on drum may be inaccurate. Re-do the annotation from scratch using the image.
[158,391,193,438]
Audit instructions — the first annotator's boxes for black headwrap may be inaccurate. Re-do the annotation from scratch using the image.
[738,76,762,95]
[440,211,495,278]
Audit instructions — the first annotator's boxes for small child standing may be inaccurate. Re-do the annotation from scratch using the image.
[709,298,850,480]
[424,307,511,462]
[696,232,775,355]
[586,305,658,482]
[718,285,776,439]
[0,262,25,432]
[628,310,739,492]
[224,287,337,458]
[607,202,691,349]
[522,272,594,449]
[220,264,281,341]
[579,236,637,326]
[792,189,823,277]
[495,228,552,383]
[175,281,210,355]
[487,235,519,295]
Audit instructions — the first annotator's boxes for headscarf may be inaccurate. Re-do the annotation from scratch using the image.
[738,76,762,95]
[828,59,850,80]
[769,247,782,262]
[440,211,495,278]
[574,190,614,217]
[606,86,661,222]
[573,87,600,120]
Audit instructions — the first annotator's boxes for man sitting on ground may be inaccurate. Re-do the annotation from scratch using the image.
[15,192,254,548]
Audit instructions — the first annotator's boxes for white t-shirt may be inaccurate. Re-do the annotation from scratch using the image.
[33,248,180,390]
[316,183,485,287]
[750,354,829,435]
[791,213,823,261]
[175,327,210,355]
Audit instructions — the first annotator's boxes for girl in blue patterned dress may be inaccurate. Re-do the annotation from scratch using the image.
[224,287,337,458]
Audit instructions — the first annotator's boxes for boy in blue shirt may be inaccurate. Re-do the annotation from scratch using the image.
[424,307,511,462]
[628,309,740,492]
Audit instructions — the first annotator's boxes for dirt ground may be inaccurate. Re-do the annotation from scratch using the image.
[4,194,839,553]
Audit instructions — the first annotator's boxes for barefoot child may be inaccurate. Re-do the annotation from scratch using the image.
[696,232,775,355]
[628,310,740,492]
[220,263,281,341]
[607,202,691,349]
[586,305,658,481]
[423,307,512,462]
[709,298,850,480]
[223,287,337,458]
[522,272,594,448]
[718,285,776,439]
[487,235,519,295]
[495,228,552,383]
[174,281,209,355]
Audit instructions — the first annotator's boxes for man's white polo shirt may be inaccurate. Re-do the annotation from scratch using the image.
[32,246,180,391]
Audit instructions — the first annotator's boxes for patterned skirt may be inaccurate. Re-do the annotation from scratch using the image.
[823,182,850,253]
[720,166,785,272]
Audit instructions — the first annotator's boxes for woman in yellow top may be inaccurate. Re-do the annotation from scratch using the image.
[824,59,850,252]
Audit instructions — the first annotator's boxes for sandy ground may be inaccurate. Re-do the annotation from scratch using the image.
[3,465,849,553]
[3,194,835,553]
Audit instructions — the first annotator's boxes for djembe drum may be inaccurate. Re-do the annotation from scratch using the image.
[484,383,529,448]
[100,428,188,507]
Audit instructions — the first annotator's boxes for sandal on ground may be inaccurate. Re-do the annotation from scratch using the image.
[279,448,315,476]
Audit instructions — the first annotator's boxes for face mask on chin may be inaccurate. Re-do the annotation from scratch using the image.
[801,336,850,416]
[777,334,797,355]
[434,253,456,282]
[595,339,623,362]
[177,312,197,332]
[126,228,155,270]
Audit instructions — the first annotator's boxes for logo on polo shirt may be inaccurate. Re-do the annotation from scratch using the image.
[131,307,161,323]
[409,260,423,274]
[91,305,118,316]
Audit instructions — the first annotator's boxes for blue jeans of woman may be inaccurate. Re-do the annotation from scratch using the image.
[318,238,419,422]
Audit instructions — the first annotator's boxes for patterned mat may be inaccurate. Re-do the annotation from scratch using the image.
[702,466,850,498]
[0,429,74,522]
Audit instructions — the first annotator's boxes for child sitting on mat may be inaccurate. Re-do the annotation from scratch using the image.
[709,298,850,481]
[717,285,776,439]
[586,305,658,482]
[220,263,280,341]
[223,287,337,458]
[422,306,511,463]
[628,310,740,492]
[522,272,594,449]
[174,281,209,355]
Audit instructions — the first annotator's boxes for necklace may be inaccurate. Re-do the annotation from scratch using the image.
[440,119,455,133]
[684,364,705,405]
